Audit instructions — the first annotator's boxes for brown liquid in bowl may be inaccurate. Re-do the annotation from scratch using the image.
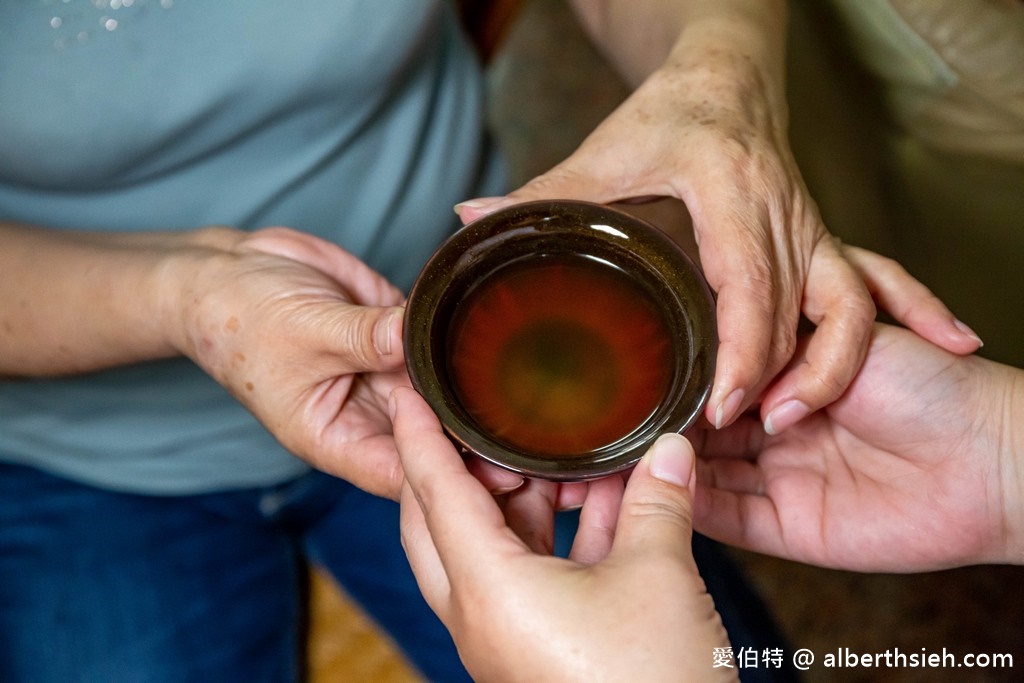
[447,253,675,456]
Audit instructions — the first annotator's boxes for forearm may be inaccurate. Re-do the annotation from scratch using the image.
[567,0,787,94]
[0,222,239,377]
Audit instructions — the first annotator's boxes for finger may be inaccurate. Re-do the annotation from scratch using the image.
[607,434,697,565]
[454,182,590,225]
[328,304,406,373]
[453,149,651,224]
[700,229,777,430]
[454,196,517,223]
[555,481,590,511]
[503,478,560,555]
[465,456,526,495]
[760,244,875,435]
[390,388,523,577]
[568,475,626,565]
[398,480,452,622]
[315,432,403,501]
[691,416,767,461]
[454,178,603,224]
[297,366,403,497]
[690,190,786,431]
[844,245,983,354]
[246,227,404,305]
[693,486,789,559]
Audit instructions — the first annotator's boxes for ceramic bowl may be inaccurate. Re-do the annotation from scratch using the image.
[404,200,716,480]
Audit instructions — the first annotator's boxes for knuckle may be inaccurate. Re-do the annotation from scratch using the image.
[818,358,852,395]
[839,290,880,327]
[772,323,798,366]
[629,491,693,529]
[514,164,598,199]
[333,309,378,367]
[808,341,864,401]
[872,252,905,279]
[846,292,877,327]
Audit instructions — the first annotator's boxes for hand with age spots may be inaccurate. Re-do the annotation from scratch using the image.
[458,1,983,436]
[0,221,527,500]
[167,226,413,499]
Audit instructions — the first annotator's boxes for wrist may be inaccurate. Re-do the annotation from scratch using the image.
[645,12,789,140]
[993,362,1024,564]
[154,225,246,362]
[665,4,786,86]
[969,355,1024,566]
[572,0,785,94]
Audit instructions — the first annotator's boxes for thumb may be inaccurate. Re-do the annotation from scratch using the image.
[331,304,406,373]
[610,433,697,562]
[454,165,621,224]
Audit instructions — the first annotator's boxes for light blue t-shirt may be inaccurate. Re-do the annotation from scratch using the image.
[0,0,505,493]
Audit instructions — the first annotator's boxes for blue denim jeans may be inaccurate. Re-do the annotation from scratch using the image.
[0,462,470,683]
[1,463,797,683]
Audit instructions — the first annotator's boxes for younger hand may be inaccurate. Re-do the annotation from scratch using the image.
[392,386,737,683]
[695,323,1024,571]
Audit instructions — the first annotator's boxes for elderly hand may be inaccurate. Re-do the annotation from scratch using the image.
[459,6,981,436]
[165,226,411,499]
[695,323,1024,572]
[392,385,738,683]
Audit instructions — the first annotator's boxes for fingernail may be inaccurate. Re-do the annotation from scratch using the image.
[453,197,506,214]
[490,480,526,496]
[764,400,810,435]
[953,319,983,347]
[374,311,396,355]
[714,388,745,430]
[648,433,693,488]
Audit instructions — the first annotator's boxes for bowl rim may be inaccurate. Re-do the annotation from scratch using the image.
[404,199,717,481]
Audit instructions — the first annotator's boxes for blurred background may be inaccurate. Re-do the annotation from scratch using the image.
[308,1,1024,681]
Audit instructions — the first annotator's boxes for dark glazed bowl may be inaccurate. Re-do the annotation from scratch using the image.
[404,200,716,480]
